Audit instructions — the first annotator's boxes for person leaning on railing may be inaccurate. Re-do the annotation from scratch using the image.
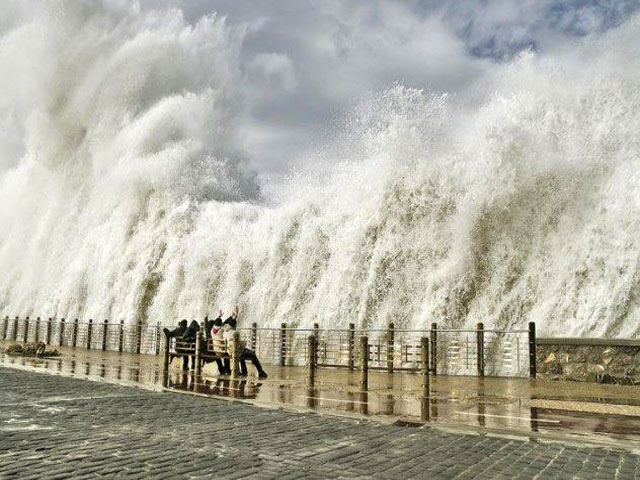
[162,320,190,370]
[181,320,201,371]
[222,306,268,379]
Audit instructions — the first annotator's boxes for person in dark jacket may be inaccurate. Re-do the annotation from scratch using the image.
[180,320,200,371]
[163,319,188,338]
[182,320,200,341]
[163,320,192,370]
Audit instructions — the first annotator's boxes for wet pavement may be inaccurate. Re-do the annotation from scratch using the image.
[4,367,640,480]
[2,341,640,452]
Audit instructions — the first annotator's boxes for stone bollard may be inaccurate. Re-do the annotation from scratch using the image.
[59,318,66,346]
[72,319,79,348]
[118,320,124,352]
[231,331,240,378]
[360,335,369,391]
[102,320,109,351]
[387,322,395,373]
[280,322,287,366]
[528,321,536,379]
[251,322,258,351]
[421,336,430,396]
[23,317,30,343]
[430,322,438,375]
[46,318,52,345]
[307,334,317,385]
[87,319,93,350]
[476,322,484,377]
[348,323,355,369]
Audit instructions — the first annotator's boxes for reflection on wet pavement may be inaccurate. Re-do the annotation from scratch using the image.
[2,342,639,449]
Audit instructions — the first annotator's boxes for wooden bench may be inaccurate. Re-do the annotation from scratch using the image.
[197,332,240,376]
[163,331,240,377]
[165,337,196,370]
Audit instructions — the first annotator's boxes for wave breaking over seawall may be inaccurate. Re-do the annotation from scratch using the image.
[1,2,640,338]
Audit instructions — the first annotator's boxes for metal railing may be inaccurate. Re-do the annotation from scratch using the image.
[1,316,536,378]
[0,316,163,355]
[243,322,531,378]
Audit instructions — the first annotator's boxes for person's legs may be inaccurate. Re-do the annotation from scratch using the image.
[239,358,248,376]
[242,349,267,378]
[182,356,189,371]
[215,358,225,375]
[223,357,231,375]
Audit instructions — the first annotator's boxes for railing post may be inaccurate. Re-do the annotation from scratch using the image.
[360,335,369,390]
[307,334,317,385]
[529,321,536,379]
[102,320,109,351]
[155,322,161,355]
[430,322,437,375]
[162,331,171,373]
[87,319,93,349]
[136,322,142,354]
[313,322,320,365]
[421,336,430,396]
[72,319,79,348]
[46,318,52,345]
[35,317,41,343]
[251,322,257,351]
[118,320,124,352]
[387,322,395,373]
[348,323,355,369]
[23,317,30,343]
[231,331,240,378]
[280,322,287,366]
[476,322,484,377]
[195,332,203,376]
[12,316,18,341]
[59,318,65,346]
[1,316,7,340]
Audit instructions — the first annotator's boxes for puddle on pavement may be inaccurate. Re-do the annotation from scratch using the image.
[2,342,640,448]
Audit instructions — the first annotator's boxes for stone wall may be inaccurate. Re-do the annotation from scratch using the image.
[536,338,640,385]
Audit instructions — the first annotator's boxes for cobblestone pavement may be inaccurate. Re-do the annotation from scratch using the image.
[1,368,639,479]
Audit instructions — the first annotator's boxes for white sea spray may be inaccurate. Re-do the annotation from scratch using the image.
[1,1,639,338]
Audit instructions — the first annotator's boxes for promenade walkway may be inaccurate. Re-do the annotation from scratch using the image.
[2,344,640,447]
[1,366,639,479]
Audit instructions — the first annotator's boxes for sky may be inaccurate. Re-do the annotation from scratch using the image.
[141,0,639,175]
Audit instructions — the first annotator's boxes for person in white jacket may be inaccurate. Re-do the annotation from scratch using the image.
[218,306,268,379]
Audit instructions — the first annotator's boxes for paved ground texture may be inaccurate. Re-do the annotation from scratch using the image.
[1,368,639,479]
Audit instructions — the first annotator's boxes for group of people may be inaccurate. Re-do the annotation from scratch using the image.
[163,306,268,379]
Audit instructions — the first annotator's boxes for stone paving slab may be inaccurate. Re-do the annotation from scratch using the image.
[0,367,639,479]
